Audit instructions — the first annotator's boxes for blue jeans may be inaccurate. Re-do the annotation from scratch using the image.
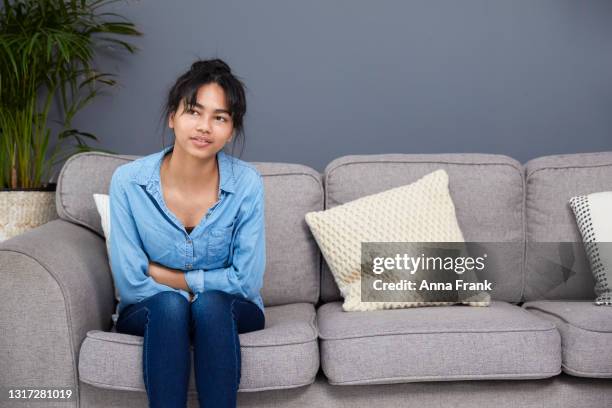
[115,290,265,408]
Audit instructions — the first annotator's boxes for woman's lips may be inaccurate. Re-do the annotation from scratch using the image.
[190,137,212,148]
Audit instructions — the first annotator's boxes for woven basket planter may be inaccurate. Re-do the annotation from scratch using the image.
[0,186,58,242]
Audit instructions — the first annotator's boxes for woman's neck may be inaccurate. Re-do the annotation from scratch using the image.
[161,147,219,194]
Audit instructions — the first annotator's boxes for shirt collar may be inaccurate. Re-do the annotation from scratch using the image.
[134,145,236,194]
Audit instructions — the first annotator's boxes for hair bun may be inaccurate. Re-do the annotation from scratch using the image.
[191,59,231,74]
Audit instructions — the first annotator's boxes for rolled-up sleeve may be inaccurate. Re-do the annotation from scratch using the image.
[185,177,265,300]
[109,169,191,309]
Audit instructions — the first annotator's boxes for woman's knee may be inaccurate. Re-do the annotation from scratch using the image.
[191,290,233,321]
[194,290,233,306]
[148,291,190,320]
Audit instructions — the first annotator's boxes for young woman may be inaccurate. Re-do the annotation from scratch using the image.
[109,59,266,408]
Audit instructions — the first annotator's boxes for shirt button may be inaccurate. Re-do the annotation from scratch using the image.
[186,263,192,269]
[186,239,192,245]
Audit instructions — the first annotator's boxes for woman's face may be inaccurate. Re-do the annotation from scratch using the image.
[169,82,234,159]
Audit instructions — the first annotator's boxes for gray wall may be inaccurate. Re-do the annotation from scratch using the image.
[66,0,612,173]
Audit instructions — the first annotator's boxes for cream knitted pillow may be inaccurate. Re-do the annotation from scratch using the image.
[305,169,490,312]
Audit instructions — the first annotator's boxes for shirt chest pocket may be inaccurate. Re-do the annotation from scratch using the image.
[207,223,234,265]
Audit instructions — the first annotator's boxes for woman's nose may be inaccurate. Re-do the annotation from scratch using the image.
[196,117,212,133]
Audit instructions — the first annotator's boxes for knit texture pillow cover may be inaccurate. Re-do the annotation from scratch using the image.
[569,191,612,305]
[305,169,490,312]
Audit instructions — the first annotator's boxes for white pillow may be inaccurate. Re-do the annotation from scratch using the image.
[569,191,612,305]
[305,169,490,312]
[93,193,121,323]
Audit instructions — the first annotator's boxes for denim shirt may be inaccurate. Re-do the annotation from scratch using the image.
[109,145,266,318]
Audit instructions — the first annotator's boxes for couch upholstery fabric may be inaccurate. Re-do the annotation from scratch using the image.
[524,300,612,378]
[317,301,561,385]
[524,152,612,301]
[79,372,612,408]
[79,303,319,392]
[321,154,525,304]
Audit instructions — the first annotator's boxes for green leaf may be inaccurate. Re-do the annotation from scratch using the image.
[78,71,117,88]
[0,0,140,188]
[97,36,138,53]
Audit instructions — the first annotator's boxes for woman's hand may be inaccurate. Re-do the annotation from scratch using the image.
[148,261,191,293]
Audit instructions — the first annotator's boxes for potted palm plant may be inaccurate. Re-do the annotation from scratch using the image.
[0,0,141,241]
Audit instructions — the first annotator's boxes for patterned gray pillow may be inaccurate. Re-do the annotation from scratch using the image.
[569,192,612,305]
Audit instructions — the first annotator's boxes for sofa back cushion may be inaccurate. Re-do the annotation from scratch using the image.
[56,151,323,306]
[524,152,612,301]
[320,154,525,303]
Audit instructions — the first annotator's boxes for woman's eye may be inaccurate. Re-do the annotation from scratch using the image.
[216,116,227,122]
[188,109,199,116]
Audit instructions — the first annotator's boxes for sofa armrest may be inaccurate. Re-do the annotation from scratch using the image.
[0,219,114,405]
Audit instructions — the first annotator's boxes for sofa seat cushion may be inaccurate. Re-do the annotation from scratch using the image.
[317,301,561,385]
[79,303,319,392]
[523,301,612,378]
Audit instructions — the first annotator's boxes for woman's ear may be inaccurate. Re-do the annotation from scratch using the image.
[168,111,175,129]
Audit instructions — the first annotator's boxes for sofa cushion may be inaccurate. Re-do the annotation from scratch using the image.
[317,301,560,385]
[79,303,319,392]
[80,371,612,408]
[320,154,525,303]
[56,151,324,306]
[524,152,612,301]
[523,301,612,378]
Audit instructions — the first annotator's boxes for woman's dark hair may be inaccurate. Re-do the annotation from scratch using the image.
[160,59,247,156]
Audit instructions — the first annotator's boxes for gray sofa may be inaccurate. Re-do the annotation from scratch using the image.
[1,151,612,407]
